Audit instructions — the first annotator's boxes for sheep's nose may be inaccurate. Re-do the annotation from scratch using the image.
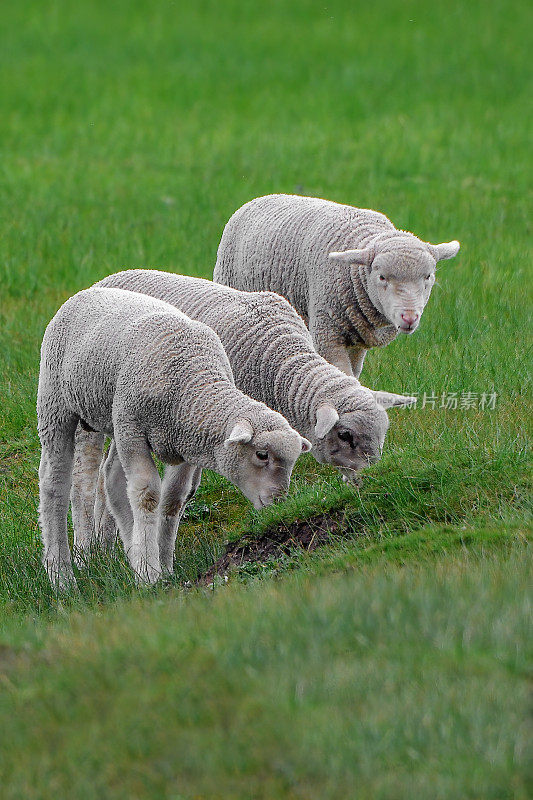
[401,312,419,327]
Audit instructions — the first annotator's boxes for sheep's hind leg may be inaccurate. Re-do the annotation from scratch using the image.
[39,429,77,589]
[101,441,133,553]
[158,464,202,574]
[71,426,106,564]
[93,453,118,549]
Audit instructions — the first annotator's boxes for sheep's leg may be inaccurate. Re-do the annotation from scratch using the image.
[71,426,105,559]
[93,452,118,548]
[309,313,354,376]
[39,430,76,589]
[115,436,162,584]
[101,441,133,552]
[159,464,202,574]
[317,340,353,376]
[348,346,367,380]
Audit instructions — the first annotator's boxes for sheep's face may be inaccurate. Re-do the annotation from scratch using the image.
[218,420,311,510]
[365,247,436,334]
[328,238,459,335]
[311,404,388,472]
[311,391,416,473]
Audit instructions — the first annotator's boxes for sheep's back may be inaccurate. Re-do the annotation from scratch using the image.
[214,194,394,317]
[97,270,316,406]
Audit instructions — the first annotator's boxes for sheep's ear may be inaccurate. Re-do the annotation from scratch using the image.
[371,391,417,409]
[315,403,340,439]
[328,247,374,267]
[300,437,313,453]
[427,240,460,261]
[224,420,254,447]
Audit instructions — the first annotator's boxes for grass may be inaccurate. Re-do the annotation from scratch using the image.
[0,548,530,799]
[0,0,531,795]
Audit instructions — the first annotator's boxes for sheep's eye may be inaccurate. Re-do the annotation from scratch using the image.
[425,273,432,280]
[379,274,386,282]
[256,450,269,461]
[337,430,353,445]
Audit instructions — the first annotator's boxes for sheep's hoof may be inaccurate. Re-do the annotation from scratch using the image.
[159,557,175,576]
[72,545,92,569]
[131,556,162,585]
[45,559,77,591]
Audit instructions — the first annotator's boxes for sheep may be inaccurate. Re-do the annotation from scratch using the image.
[70,270,415,551]
[213,194,460,378]
[38,287,311,587]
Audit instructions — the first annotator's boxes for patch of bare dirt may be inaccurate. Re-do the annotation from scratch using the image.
[199,511,345,584]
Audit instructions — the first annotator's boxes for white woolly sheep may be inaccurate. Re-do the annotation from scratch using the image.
[213,194,460,378]
[38,287,310,586]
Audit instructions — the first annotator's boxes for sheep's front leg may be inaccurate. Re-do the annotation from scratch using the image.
[309,312,354,376]
[116,437,162,584]
[94,443,118,548]
[71,426,106,559]
[316,339,353,376]
[39,435,76,589]
[159,464,202,573]
[348,346,367,380]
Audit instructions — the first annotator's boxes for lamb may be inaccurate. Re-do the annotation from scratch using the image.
[213,194,460,378]
[38,287,310,587]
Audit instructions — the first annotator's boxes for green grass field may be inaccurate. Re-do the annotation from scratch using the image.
[1,0,531,796]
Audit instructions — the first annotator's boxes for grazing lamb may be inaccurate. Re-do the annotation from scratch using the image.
[38,287,310,587]
[213,194,460,378]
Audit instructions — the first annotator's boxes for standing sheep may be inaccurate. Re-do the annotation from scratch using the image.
[38,287,310,587]
[213,194,460,378]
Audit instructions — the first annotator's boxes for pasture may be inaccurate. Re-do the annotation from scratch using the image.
[0,0,531,796]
